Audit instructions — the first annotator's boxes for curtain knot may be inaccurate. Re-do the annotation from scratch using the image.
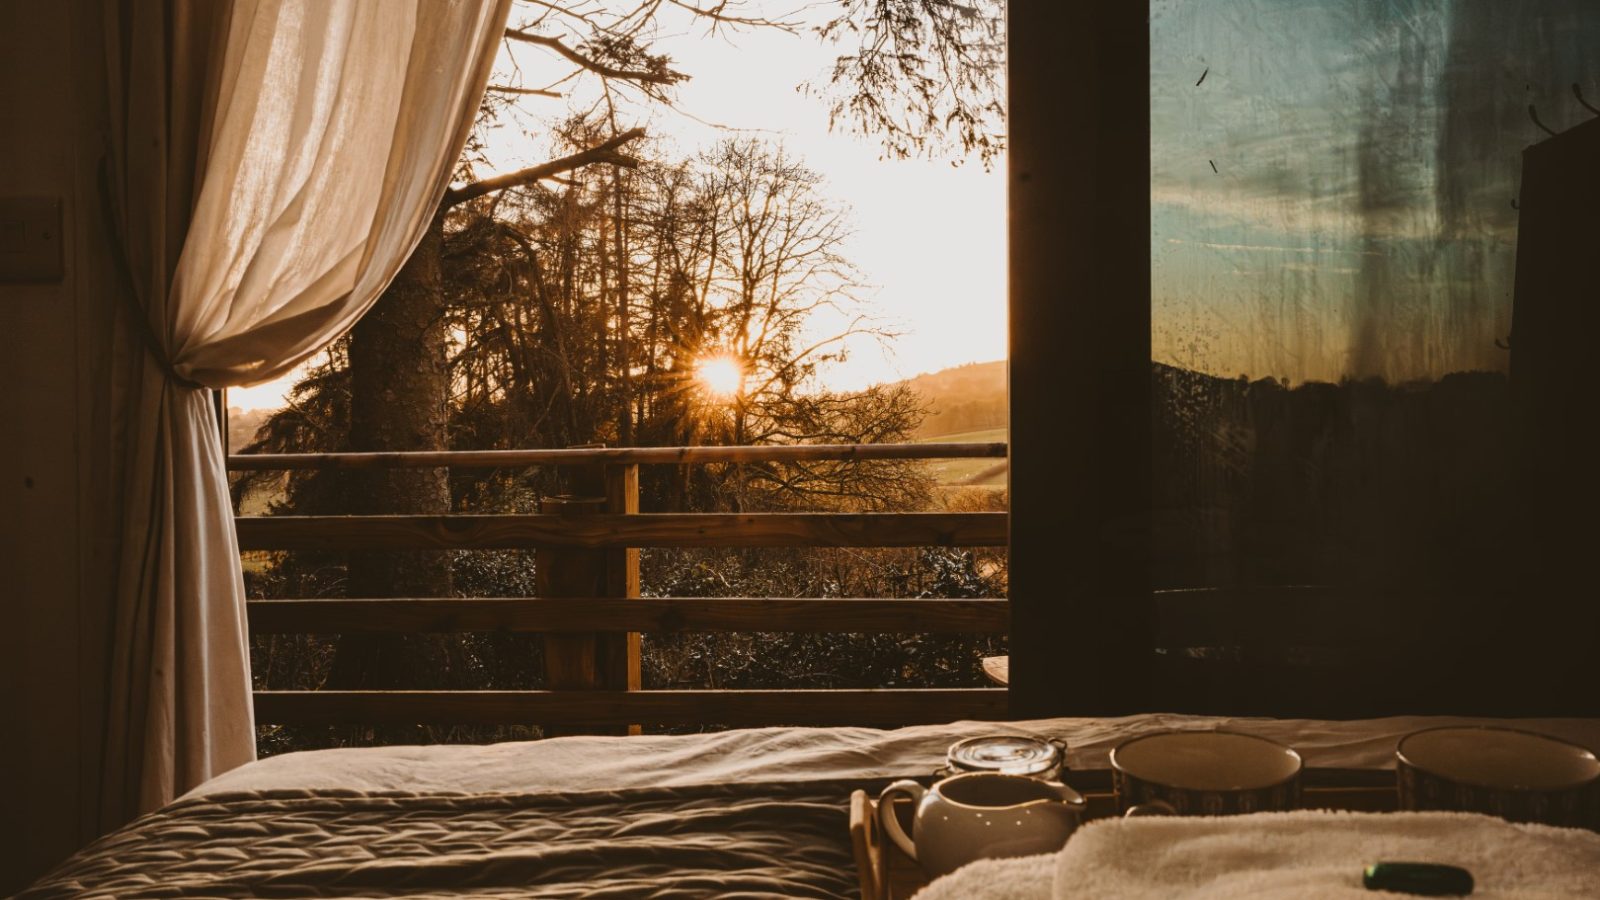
[97,156,208,392]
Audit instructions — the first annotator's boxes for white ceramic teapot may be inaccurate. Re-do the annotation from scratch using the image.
[877,772,1087,878]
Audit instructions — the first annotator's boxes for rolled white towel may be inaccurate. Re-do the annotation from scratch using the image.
[916,853,1055,900]
[1052,811,1600,899]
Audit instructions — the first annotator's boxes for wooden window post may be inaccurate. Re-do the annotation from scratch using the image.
[1007,3,1153,716]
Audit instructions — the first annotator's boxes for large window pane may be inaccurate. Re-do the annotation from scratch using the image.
[1147,1,1599,711]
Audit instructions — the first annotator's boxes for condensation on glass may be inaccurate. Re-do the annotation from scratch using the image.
[1146,1,1598,699]
[1152,0,1595,384]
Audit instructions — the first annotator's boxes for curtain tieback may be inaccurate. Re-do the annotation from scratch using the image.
[96,156,207,392]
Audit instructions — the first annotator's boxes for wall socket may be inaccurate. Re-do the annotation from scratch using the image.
[0,196,64,283]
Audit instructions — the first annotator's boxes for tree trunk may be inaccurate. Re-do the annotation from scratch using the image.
[329,213,454,691]
[614,175,633,444]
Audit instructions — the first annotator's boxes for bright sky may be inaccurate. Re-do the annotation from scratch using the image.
[225,1,1600,412]
[1148,0,1597,384]
[228,9,1007,412]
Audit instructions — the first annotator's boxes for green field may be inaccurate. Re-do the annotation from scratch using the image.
[918,426,1008,487]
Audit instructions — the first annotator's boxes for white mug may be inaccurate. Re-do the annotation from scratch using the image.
[877,772,1086,878]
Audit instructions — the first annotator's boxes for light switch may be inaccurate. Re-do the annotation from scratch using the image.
[0,196,64,283]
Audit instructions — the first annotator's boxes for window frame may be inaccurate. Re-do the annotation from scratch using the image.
[1006,4,1154,717]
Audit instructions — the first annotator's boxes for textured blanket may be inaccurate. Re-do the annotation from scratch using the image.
[18,781,867,899]
[24,715,1600,897]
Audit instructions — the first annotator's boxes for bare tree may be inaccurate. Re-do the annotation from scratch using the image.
[812,0,1006,165]
[293,0,996,698]
[333,0,734,691]
[439,135,925,511]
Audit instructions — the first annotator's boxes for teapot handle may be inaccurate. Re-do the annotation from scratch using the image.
[876,780,926,862]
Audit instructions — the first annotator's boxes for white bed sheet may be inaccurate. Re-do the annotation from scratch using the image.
[188,715,1600,799]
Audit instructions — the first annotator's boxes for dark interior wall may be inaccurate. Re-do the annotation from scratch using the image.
[0,0,117,890]
[1509,118,1600,713]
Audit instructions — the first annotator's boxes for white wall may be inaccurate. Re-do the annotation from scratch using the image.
[0,0,114,889]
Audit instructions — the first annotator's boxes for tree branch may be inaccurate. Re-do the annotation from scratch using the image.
[666,0,801,34]
[486,84,564,99]
[503,28,684,85]
[443,128,647,210]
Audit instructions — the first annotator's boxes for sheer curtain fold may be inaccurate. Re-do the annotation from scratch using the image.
[98,0,510,828]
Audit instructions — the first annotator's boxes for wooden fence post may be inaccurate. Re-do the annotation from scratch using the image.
[603,463,642,735]
[536,457,641,735]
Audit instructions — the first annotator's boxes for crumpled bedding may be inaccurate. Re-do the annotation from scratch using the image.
[180,714,1600,800]
[23,714,1600,898]
[16,780,872,899]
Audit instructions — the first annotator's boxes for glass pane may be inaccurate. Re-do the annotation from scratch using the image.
[1153,0,1594,383]
[1148,0,1600,711]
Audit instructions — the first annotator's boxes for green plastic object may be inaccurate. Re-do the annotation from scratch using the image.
[1363,862,1474,896]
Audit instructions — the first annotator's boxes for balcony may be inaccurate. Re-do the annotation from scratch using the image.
[231,441,1010,733]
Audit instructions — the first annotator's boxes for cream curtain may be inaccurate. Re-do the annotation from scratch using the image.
[98,0,511,827]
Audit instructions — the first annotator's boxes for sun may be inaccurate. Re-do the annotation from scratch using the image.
[695,354,745,398]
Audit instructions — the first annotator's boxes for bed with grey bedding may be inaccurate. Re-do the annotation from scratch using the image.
[17,780,871,899]
[22,715,1600,898]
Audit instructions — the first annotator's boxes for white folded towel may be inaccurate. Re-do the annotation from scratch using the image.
[915,811,1600,900]
[912,853,1055,900]
[1053,811,1600,899]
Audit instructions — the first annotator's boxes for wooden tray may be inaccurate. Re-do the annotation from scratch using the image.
[849,772,1398,900]
[849,790,926,900]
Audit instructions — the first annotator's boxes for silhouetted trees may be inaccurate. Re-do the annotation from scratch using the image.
[233,1,1012,747]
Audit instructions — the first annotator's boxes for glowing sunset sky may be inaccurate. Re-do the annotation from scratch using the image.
[230,0,1600,412]
[229,6,1006,410]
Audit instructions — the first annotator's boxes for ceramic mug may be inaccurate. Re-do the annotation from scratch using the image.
[877,772,1086,878]
[1110,730,1303,815]
[1397,726,1600,829]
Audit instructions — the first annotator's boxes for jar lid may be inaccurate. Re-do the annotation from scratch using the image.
[947,735,1064,776]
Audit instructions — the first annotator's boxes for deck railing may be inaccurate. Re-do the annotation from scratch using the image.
[231,442,1010,732]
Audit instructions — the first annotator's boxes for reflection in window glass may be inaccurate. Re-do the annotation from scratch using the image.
[1153,0,1595,382]
[1146,1,1598,710]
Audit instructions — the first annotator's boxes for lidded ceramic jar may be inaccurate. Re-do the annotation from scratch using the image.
[941,735,1068,781]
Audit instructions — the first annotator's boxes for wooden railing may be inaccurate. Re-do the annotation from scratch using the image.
[232,442,1010,732]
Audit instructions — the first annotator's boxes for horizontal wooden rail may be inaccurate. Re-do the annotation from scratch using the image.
[253,688,1009,727]
[237,512,1007,551]
[247,597,1010,634]
[228,442,1007,471]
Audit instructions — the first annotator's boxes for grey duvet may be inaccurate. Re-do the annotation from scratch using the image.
[24,714,1600,898]
[17,780,867,899]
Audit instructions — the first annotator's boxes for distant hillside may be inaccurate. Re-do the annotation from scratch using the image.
[227,407,273,453]
[898,360,1006,438]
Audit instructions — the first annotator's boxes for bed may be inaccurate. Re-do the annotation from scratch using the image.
[21,714,1600,898]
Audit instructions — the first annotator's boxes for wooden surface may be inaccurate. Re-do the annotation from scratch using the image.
[848,790,880,900]
[536,496,607,693]
[226,441,1007,470]
[247,597,1010,634]
[252,688,1009,727]
[1007,1,1153,718]
[602,465,641,700]
[981,655,1010,685]
[851,791,927,900]
[236,512,1007,551]
[850,777,1401,899]
[535,490,621,735]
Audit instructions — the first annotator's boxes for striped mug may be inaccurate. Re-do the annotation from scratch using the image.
[1110,730,1303,816]
[1397,726,1600,829]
